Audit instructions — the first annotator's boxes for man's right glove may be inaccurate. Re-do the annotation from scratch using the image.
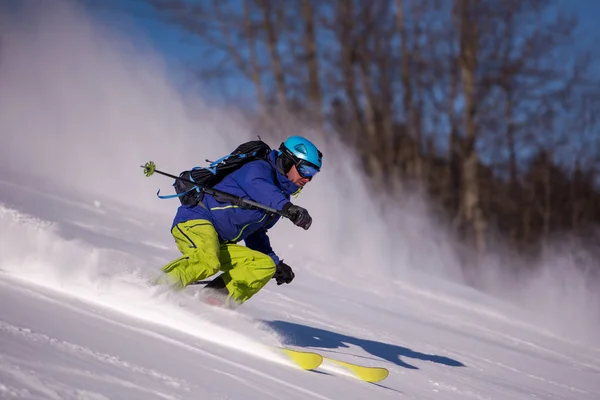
[282,202,312,230]
[273,261,295,285]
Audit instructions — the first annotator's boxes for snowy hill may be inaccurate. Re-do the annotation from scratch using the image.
[1,184,599,400]
[1,3,599,399]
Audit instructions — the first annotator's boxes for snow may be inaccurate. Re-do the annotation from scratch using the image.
[1,2,599,399]
[1,195,599,400]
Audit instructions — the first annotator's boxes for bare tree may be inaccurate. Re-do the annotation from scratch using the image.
[456,0,486,252]
[255,0,288,110]
[243,0,267,115]
[331,0,363,149]
[299,0,324,126]
[137,0,600,270]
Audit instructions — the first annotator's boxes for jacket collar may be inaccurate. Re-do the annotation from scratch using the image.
[268,150,301,196]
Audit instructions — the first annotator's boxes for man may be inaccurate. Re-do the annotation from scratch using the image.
[160,136,323,307]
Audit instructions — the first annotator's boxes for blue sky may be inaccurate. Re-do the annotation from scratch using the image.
[87,1,600,93]
[85,0,600,114]
[83,0,599,174]
[560,0,600,43]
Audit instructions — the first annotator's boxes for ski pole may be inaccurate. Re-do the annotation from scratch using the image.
[141,161,289,218]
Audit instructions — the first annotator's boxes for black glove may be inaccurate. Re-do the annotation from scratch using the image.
[273,261,295,285]
[282,202,312,230]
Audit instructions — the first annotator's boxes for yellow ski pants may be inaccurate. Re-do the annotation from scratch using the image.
[161,219,277,304]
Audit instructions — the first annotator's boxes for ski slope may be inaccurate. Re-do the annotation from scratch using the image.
[1,3,600,399]
[1,186,599,400]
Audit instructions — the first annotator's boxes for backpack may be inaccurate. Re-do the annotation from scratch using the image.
[158,140,273,206]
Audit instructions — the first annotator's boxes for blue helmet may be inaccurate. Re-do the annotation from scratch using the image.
[278,136,323,178]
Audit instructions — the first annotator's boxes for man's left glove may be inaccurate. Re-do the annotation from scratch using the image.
[273,261,295,285]
[282,202,312,230]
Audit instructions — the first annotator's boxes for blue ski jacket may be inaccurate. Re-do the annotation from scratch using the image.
[171,150,300,265]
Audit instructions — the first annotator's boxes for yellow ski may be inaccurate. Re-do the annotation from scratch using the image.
[324,357,389,383]
[280,348,323,370]
[278,348,389,382]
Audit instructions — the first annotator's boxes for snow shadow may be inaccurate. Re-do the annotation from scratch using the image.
[262,320,465,370]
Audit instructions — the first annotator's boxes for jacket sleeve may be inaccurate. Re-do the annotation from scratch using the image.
[232,162,289,211]
[234,161,285,265]
[244,228,280,265]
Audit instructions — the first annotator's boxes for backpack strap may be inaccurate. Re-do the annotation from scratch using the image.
[156,189,192,200]
[205,155,231,174]
[155,143,270,202]
[156,166,204,199]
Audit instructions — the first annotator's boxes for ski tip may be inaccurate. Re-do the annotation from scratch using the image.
[362,367,389,383]
[345,365,389,383]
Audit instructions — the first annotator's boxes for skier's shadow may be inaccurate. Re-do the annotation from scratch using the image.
[262,320,465,370]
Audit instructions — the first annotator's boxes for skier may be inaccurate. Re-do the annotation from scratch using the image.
[159,136,323,307]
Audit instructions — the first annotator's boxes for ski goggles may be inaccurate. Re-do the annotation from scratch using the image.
[296,160,320,179]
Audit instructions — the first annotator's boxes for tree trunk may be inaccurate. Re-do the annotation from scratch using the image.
[338,0,362,149]
[300,0,324,127]
[448,58,461,221]
[542,155,552,241]
[458,0,486,253]
[410,0,424,181]
[356,3,384,189]
[375,4,398,191]
[395,0,415,179]
[243,0,267,117]
[448,3,461,222]
[257,0,288,110]
[506,91,518,184]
